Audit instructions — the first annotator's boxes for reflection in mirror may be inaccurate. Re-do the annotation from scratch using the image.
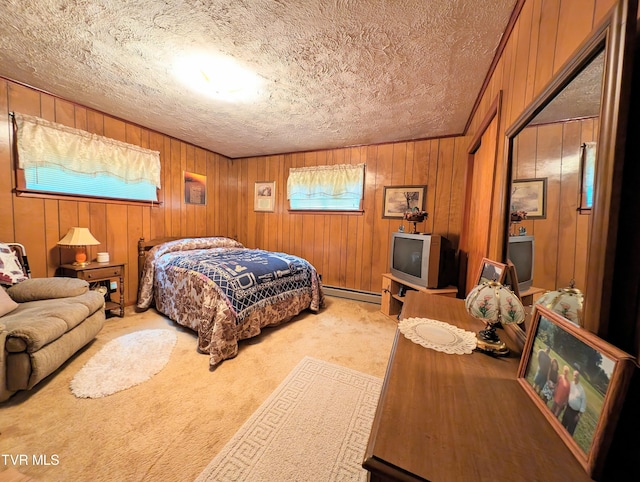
[504,0,637,342]
[508,49,603,301]
[529,51,604,126]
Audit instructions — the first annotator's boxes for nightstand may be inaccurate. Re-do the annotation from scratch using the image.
[58,261,125,318]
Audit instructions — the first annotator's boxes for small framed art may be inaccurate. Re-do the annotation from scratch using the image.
[517,305,635,478]
[511,178,547,218]
[254,181,275,212]
[184,171,206,205]
[382,185,427,219]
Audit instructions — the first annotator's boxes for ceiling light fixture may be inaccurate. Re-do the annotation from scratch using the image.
[173,54,262,102]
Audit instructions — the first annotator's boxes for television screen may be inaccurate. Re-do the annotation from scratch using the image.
[392,236,423,278]
[509,235,534,291]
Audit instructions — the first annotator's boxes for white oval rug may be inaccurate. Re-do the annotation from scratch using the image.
[70,329,177,398]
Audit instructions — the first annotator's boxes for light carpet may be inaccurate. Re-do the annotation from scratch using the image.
[70,328,177,398]
[195,356,382,482]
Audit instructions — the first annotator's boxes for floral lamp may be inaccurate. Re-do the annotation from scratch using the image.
[465,280,525,356]
[535,280,584,326]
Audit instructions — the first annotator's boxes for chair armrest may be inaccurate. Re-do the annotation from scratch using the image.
[6,278,89,303]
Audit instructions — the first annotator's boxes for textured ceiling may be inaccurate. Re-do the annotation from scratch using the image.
[0,0,518,158]
[530,50,604,126]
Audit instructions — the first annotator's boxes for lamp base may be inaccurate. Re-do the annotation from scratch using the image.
[476,325,510,357]
[72,261,91,267]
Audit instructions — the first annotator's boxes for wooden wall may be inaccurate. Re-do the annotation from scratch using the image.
[0,79,469,303]
[0,80,236,305]
[232,139,469,293]
[512,118,598,292]
[465,0,618,265]
[0,0,623,306]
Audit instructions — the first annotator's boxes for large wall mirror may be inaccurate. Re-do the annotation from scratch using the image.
[503,0,637,341]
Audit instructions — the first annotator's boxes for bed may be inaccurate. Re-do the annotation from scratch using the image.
[137,236,324,367]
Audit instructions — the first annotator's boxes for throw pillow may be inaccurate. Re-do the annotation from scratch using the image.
[0,287,19,316]
[0,243,28,286]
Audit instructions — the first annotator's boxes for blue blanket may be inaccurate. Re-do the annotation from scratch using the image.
[165,248,314,322]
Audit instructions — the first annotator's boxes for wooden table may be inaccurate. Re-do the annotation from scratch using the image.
[58,261,126,318]
[363,291,591,482]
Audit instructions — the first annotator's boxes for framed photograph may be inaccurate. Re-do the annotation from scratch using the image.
[184,171,206,205]
[254,181,275,212]
[517,305,635,478]
[476,257,507,285]
[511,178,547,218]
[383,185,426,218]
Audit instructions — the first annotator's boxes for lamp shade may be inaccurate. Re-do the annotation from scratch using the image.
[535,282,583,326]
[465,280,525,326]
[57,227,100,247]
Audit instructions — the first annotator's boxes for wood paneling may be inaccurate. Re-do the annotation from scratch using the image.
[0,80,468,302]
[510,118,597,292]
[0,0,622,304]
[465,0,617,286]
[0,80,238,305]
[233,138,468,293]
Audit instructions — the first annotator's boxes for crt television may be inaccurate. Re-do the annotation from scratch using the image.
[508,235,534,292]
[389,232,454,289]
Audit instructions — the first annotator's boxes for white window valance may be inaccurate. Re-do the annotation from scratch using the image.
[14,113,161,188]
[287,163,365,211]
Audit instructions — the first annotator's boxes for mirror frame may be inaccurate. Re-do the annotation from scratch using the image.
[502,0,637,338]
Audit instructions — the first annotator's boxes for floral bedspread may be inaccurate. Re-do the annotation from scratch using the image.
[137,237,324,366]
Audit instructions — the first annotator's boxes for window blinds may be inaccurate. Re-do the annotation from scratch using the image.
[14,113,161,189]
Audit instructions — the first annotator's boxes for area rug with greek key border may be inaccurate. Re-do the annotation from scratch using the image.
[195,356,382,482]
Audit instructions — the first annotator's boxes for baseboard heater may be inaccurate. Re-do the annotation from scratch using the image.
[322,285,381,304]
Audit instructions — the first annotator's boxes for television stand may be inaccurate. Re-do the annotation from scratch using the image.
[381,272,457,320]
[519,286,546,305]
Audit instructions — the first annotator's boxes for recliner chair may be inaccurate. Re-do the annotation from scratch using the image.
[0,242,106,401]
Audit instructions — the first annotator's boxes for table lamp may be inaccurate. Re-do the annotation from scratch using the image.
[57,227,100,266]
[465,280,525,356]
[535,280,583,326]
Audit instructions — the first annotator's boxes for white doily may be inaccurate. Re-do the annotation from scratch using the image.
[398,317,477,355]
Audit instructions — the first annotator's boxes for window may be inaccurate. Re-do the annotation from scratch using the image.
[287,163,365,211]
[13,113,161,202]
[579,142,596,212]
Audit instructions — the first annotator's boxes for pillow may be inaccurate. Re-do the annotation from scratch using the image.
[0,287,19,316]
[0,243,28,286]
[6,278,89,303]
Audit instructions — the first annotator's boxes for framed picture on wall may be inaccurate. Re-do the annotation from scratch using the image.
[184,171,206,205]
[382,185,427,218]
[254,181,275,212]
[517,305,636,478]
[511,178,547,218]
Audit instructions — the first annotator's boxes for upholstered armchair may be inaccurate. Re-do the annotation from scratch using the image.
[0,242,106,401]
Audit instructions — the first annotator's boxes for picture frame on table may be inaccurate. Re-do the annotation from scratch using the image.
[382,185,426,219]
[517,305,635,478]
[254,181,275,212]
[511,178,547,218]
[476,258,507,285]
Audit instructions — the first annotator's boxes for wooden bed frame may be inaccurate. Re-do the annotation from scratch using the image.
[137,236,222,283]
[138,237,183,283]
